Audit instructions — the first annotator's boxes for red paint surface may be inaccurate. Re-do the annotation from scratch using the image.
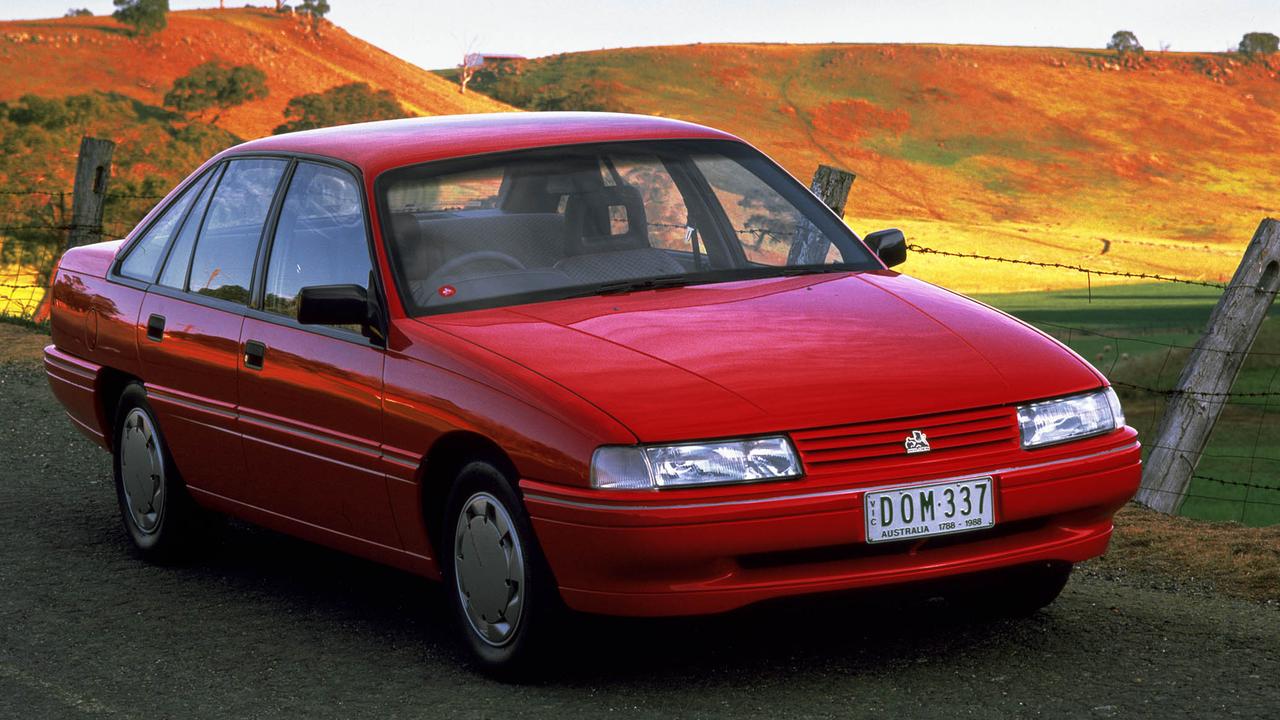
[43,114,1140,616]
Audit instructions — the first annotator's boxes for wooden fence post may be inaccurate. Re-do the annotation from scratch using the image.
[66,136,115,249]
[789,164,856,264]
[811,164,856,217]
[1135,218,1280,513]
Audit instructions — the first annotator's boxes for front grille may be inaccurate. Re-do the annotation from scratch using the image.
[791,405,1020,482]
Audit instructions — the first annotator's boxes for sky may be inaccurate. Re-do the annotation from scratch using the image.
[2,1,1276,70]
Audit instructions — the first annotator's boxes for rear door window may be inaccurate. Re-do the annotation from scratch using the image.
[187,158,288,304]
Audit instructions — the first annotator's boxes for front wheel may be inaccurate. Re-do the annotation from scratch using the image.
[442,461,561,678]
[112,383,208,562]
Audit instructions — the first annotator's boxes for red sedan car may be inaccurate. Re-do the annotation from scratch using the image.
[45,113,1140,674]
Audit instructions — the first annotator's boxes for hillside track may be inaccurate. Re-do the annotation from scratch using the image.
[1,332,1276,719]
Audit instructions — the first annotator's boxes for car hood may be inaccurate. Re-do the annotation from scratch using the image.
[420,272,1103,442]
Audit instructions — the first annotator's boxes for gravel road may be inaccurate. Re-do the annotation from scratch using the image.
[2,345,1277,719]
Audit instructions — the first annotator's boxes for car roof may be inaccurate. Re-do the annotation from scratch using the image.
[225,112,742,178]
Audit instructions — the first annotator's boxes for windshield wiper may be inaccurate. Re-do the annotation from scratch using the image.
[775,264,859,276]
[567,274,700,298]
[563,265,861,300]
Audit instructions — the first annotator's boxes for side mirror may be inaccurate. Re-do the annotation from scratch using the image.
[297,284,381,341]
[864,228,907,268]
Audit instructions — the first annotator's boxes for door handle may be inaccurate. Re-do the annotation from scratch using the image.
[146,314,166,342]
[243,340,267,370]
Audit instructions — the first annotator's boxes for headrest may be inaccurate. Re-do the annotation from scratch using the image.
[388,212,420,246]
[563,185,650,256]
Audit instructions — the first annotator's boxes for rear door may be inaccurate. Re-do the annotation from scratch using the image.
[135,158,289,499]
[235,161,397,547]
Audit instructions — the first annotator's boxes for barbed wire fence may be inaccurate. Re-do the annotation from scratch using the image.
[0,138,165,323]
[903,231,1280,524]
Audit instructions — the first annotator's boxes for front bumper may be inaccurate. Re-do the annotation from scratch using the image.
[522,430,1141,616]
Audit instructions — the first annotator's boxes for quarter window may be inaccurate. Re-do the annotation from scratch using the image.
[187,158,287,304]
[263,163,372,324]
[118,171,209,282]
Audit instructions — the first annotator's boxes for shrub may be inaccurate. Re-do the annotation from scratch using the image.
[274,82,407,134]
[164,61,268,120]
[112,0,168,37]
[1239,32,1279,57]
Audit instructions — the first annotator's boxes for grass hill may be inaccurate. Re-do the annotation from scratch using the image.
[0,7,511,140]
[453,44,1280,292]
[0,7,512,319]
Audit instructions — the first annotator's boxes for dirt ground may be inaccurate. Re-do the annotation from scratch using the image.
[2,323,1277,719]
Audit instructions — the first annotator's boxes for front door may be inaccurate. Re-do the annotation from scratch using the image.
[235,161,398,547]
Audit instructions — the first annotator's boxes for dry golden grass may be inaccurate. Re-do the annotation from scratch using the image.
[498,43,1280,275]
[1096,504,1280,604]
[0,262,44,320]
[857,216,1244,293]
[0,8,514,141]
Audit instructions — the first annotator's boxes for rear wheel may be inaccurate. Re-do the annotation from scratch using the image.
[112,384,207,562]
[442,461,561,678]
[950,561,1073,618]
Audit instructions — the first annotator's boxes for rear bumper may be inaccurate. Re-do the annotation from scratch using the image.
[523,436,1141,616]
[44,345,110,449]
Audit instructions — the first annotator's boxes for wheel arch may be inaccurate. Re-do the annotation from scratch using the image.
[419,430,521,557]
[97,366,142,452]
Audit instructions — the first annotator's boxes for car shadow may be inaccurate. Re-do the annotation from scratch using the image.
[173,519,1050,684]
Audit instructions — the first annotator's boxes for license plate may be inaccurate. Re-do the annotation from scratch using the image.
[864,477,995,544]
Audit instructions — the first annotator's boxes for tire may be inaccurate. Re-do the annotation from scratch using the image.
[111,383,208,562]
[442,461,562,679]
[949,561,1074,618]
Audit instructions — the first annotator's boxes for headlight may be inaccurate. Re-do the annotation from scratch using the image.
[1016,387,1124,449]
[591,436,802,490]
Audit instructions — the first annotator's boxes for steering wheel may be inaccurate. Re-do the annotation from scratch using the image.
[421,251,527,295]
[432,250,526,278]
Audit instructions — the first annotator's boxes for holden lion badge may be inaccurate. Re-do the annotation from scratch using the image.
[904,430,931,454]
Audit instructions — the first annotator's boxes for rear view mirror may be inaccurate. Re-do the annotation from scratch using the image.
[864,228,907,268]
[298,284,379,340]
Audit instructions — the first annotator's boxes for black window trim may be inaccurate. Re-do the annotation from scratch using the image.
[108,150,390,349]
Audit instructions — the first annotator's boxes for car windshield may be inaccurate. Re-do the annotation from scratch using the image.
[376,139,880,316]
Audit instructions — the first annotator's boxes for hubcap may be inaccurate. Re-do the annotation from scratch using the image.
[453,492,526,647]
[119,407,165,534]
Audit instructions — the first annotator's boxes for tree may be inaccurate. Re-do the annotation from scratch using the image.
[274,82,407,134]
[1107,30,1143,57]
[112,0,168,37]
[65,8,93,16]
[468,57,609,111]
[296,0,330,33]
[1239,32,1279,57]
[457,36,480,94]
[164,61,268,122]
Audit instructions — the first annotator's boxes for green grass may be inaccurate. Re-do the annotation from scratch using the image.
[975,283,1280,526]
